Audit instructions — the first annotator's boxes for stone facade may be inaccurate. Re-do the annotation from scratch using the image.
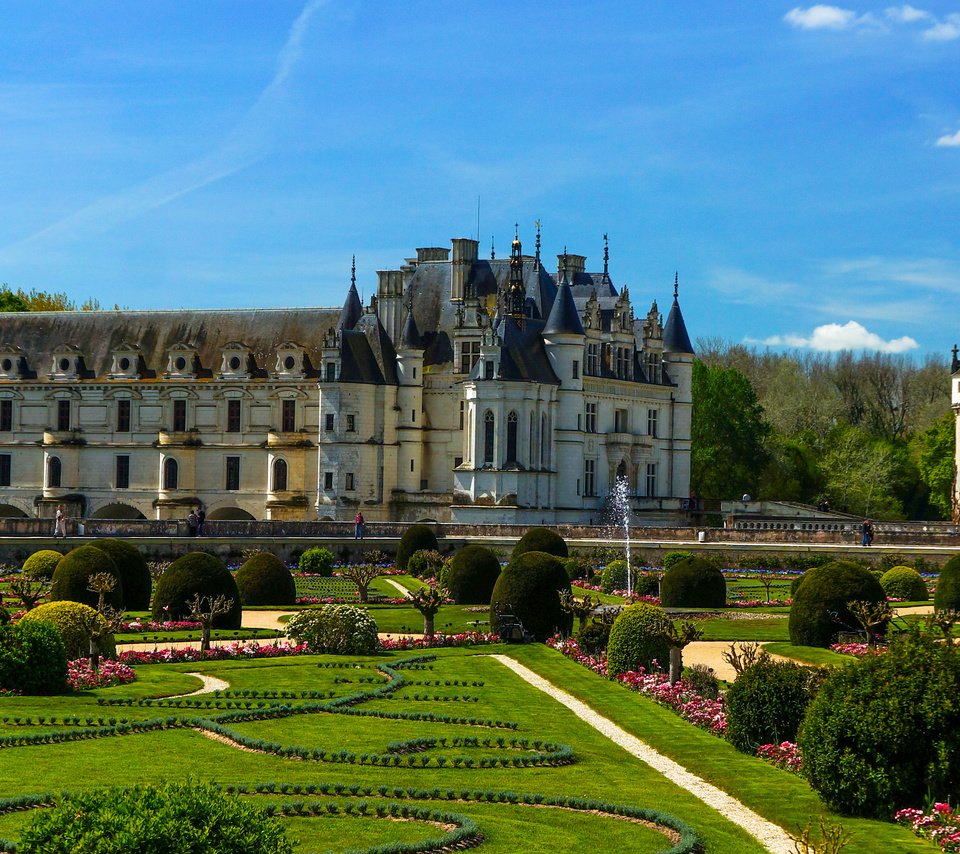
[0,230,693,524]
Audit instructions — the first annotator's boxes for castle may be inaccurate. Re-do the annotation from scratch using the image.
[0,229,693,524]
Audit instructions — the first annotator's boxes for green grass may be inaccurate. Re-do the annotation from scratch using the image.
[115,627,282,644]
[764,643,858,667]
[690,616,790,642]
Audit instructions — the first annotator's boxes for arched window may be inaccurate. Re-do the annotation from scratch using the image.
[47,456,61,489]
[162,457,178,490]
[273,458,288,492]
[506,411,518,463]
[483,411,495,465]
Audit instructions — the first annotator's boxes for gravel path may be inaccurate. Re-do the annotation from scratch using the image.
[490,655,795,854]
[173,672,231,698]
[383,578,414,598]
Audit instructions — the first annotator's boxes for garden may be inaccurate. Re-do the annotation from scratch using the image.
[0,527,955,853]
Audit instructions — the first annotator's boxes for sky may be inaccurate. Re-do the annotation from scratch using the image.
[0,2,958,357]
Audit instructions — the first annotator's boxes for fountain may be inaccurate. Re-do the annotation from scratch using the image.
[606,475,633,595]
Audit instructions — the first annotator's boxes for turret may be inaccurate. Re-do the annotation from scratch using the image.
[338,256,362,332]
[543,275,585,391]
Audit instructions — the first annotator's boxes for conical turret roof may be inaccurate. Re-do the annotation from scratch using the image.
[338,281,362,331]
[400,311,424,350]
[543,279,584,337]
[663,275,693,354]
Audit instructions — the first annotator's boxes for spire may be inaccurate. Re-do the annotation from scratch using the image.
[534,219,541,270]
[400,310,424,350]
[559,246,569,284]
[505,228,526,319]
[603,233,609,281]
[952,344,960,374]
[663,272,693,354]
[543,275,585,337]
[338,257,363,331]
[490,235,495,260]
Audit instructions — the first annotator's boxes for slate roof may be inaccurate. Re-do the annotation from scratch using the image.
[400,311,424,350]
[663,297,694,354]
[0,308,338,381]
[543,279,585,336]
[338,314,399,385]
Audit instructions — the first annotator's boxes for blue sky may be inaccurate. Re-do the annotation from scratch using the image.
[0,2,958,356]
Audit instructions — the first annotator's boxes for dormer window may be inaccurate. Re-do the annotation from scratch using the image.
[165,344,198,379]
[0,345,25,380]
[274,342,306,379]
[109,342,143,380]
[50,346,83,381]
[220,342,252,380]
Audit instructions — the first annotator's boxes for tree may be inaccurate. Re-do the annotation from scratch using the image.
[661,620,703,685]
[821,425,904,518]
[185,593,235,651]
[340,564,385,604]
[0,285,104,312]
[558,590,600,633]
[691,361,771,499]
[408,585,443,637]
[8,574,50,611]
[914,411,956,520]
[83,573,125,670]
[0,288,28,312]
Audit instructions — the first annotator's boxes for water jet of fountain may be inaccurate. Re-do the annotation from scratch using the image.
[608,476,632,595]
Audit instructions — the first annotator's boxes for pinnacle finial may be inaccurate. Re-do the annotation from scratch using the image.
[674,271,679,299]
[491,235,495,260]
[351,255,356,289]
[534,219,542,269]
[603,233,609,277]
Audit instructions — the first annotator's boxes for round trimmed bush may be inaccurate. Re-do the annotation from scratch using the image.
[0,620,67,695]
[21,600,116,660]
[490,551,571,641]
[50,546,123,610]
[880,566,928,601]
[790,572,808,596]
[788,560,885,647]
[299,547,334,576]
[512,527,568,561]
[396,524,439,571]
[601,560,628,593]
[934,555,960,612]
[660,556,726,608]
[152,552,241,628]
[725,658,820,753]
[563,555,592,582]
[606,603,672,676]
[406,549,446,579]
[19,781,294,853]
[575,621,611,655]
[22,549,63,580]
[89,538,152,610]
[445,545,501,604]
[800,629,960,818]
[235,552,296,606]
[285,605,378,654]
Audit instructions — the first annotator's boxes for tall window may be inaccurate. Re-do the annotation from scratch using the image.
[325,362,336,382]
[345,472,355,491]
[163,457,178,490]
[647,408,658,437]
[584,459,596,497]
[47,456,61,488]
[346,414,356,432]
[483,411,495,465]
[616,347,631,379]
[115,456,130,489]
[572,360,579,379]
[57,399,71,431]
[226,399,241,433]
[459,401,464,430]
[646,353,661,383]
[0,454,9,487]
[528,413,535,468]
[585,402,597,433]
[281,400,296,432]
[646,462,657,497]
[324,413,335,432]
[586,343,599,376]
[323,471,334,490]
[225,456,240,490]
[506,411,518,463]
[460,341,481,374]
[0,400,11,432]
[615,409,628,432]
[172,399,187,432]
[272,458,287,492]
[116,399,131,432]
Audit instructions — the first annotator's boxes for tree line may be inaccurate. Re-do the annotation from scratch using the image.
[691,339,955,520]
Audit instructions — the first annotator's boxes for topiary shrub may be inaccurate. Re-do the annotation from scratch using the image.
[663,550,694,571]
[788,560,885,648]
[152,552,241,628]
[800,629,960,818]
[299,547,335,576]
[396,524,439,571]
[490,551,571,641]
[0,620,67,695]
[725,658,821,753]
[633,572,659,597]
[445,545,501,604]
[22,549,63,580]
[512,527,568,561]
[235,552,296,606]
[406,549,446,579]
[21,601,116,660]
[285,605,379,654]
[607,603,672,676]
[934,555,960,612]
[563,555,593,582]
[601,560,628,593]
[575,621,611,655]
[18,781,293,853]
[88,538,152,610]
[660,556,726,608]
[50,546,123,610]
[684,664,721,701]
[790,572,808,596]
[880,565,928,601]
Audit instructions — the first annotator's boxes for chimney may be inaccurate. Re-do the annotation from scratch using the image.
[450,238,479,301]
[416,247,450,263]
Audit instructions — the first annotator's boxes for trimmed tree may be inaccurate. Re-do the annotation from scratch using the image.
[152,552,241,629]
[607,603,672,677]
[490,551,571,641]
[22,549,63,580]
[788,560,885,647]
[660,556,726,608]
[409,585,444,637]
[511,527,568,561]
[235,552,296,606]
[935,555,960,612]
[88,538,152,610]
[21,600,116,660]
[880,566,928,601]
[50,546,124,610]
[0,620,68,695]
[445,545,501,604]
[396,524,439,571]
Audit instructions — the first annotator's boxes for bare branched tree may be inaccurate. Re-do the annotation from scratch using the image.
[340,564,386,604]
[408,585,444,638]
[661,621,704,685]
[8,574,50,611]
[847,600,892,648]
[558,590,600,633]
[722,641,769,677]
[185,593,235,651]
[928,609,960,647]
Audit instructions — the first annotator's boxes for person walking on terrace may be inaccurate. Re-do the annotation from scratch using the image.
[354,511,365,540]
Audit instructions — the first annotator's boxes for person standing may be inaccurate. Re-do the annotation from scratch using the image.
[54,504,66,539]
[354,511,365,540]
[196,506,206,536]
[861,518,874,546]
[187,509,199,537]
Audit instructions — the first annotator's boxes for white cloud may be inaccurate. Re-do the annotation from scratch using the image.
[885,4,931,22]
[784,5,857,29]
[936,129,960,146]
[750,321,918,353]
[923,13,960,39]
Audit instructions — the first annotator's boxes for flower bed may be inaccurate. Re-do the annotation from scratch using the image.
[67,658,136,691]
[830,642,888,657]
[756,741,802,773]
[896,803,960,852]
[117,640,310,665]
[379,632,497,651]
[295,596,410,606]
[118,620,202,633]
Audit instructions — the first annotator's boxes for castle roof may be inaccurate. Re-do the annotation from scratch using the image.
[663,296,694,354]
[543,279,585,337]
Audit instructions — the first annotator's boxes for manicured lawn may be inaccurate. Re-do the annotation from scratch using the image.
[764,643,857,667]
[690,615,790,641]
